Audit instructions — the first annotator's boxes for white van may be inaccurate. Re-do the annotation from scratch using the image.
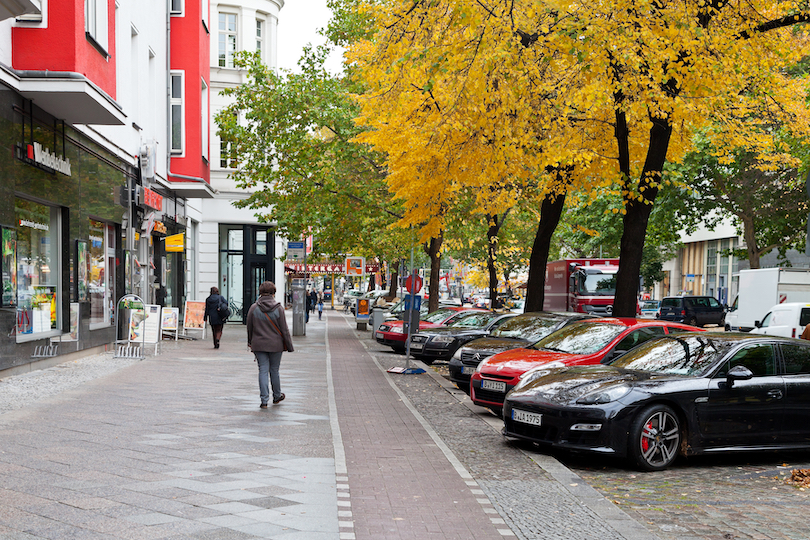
[750,302,810,339]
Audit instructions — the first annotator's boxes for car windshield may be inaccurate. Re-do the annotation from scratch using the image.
[641,301,659,310]
[491,315,568,340]
[449,312,498,328]
[611,335,734,376]
[533,322,625,355]
[423,308,457,323]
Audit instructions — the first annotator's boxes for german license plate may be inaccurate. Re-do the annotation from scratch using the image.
[461,366,475,375]
[481,379,506,392]
[411,342,423,350]
[512,409,542,425]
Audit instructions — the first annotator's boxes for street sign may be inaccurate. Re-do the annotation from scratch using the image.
[346,256,365,276]
[405,274,423,294]
[288,241,305,260]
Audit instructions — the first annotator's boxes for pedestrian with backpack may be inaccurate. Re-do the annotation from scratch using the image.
[317,297,324,320]
[204,286,229,349]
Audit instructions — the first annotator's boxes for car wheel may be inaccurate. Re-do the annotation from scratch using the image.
[488,407,503,418]
[629,404,681,471]
[687,316,699,327]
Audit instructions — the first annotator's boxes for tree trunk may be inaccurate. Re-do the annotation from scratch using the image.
[613,118,672,317]
[387,267,399,299]
[486,212,509,309]
[426,234,443,313]
[525,191,567,312]
[741,214,761,269]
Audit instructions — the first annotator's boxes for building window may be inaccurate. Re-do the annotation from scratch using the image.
[15,198,60,339]
[170,0,183,15]
[256,19,264,60]
[201,78,209,161]
[85,0,108,51]
[220,139,237,169]
[201,0,208,30]
[170,72,184,154]
[218,13,237,68]
[89,220,116,329]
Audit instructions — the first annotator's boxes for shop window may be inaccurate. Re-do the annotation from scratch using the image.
[15,199,60,339]
[89,220,115,329]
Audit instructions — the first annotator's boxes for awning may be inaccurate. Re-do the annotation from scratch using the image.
[0,0,40,22]
[16,71,126,125]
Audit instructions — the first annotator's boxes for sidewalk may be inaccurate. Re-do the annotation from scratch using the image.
[0,310,655,539]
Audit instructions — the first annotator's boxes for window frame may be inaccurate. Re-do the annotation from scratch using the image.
[170,71,185,155]
[218,12,238,68]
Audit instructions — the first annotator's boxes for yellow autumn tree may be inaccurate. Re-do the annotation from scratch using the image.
[349,0,810,314]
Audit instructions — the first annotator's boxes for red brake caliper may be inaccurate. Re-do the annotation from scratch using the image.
[641,420,652,452]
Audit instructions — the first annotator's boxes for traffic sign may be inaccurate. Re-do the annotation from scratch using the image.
[405,274,423,294]
[287,241,305,260]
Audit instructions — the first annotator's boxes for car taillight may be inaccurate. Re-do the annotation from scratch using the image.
[793,328,796,338]
[680,310,686,316]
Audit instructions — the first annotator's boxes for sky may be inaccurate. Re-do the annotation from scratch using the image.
[276,0,343,74]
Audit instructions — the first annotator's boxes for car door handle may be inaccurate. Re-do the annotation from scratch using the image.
[767,389,783,399]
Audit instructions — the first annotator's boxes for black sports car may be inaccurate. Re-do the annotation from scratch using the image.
[448,312,597,391]
[503,332,810,471]
[409,312,516,365]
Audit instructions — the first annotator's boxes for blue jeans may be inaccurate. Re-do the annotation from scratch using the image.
[255,351,283,404]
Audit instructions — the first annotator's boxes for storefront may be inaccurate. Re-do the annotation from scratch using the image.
[0,83,193,374]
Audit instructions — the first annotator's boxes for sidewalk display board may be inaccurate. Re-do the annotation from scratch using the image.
[129,304,161,353]
[161,307,179,341]
[183,301,206,339]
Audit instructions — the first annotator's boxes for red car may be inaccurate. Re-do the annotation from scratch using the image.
[470,318,701,413]
[376,307,485,352]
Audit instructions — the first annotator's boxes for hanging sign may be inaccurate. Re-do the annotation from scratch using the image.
[346,257,365,276]
[165,233,184,252]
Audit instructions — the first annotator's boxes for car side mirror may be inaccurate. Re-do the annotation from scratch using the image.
[754,320,762,328]
[726,365,754,387]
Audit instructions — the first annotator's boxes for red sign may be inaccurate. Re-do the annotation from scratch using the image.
[143,187,163,211]
[286,262,381,274]
[405,275,423,294]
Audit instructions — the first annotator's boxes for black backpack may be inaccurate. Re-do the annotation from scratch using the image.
[217,297,231,321]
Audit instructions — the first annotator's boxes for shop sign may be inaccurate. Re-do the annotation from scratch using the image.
[153,221,167,235]
[16,142,72,176]
[286,261,381,274]
[165,233,184,252]
[140,187,163,211]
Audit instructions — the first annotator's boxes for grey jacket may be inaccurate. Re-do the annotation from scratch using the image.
[246,296,294,353]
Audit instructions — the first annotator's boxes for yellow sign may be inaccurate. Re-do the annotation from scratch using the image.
[165,233,184,252]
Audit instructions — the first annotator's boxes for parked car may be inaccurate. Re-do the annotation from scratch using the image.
[410,312,516,365]
[470,318,701,414]
[504,332,810,471]
[657,295,725,327]
[448,312,598,392]
[638,300,660,318]
[375,307,485,352]
[751,302,810,339]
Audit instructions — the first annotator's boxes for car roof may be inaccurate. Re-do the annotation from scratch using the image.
[516,311,598,320]
[569,317,700,329]
[664,331,803,345]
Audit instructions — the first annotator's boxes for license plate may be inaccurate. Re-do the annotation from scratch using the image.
[481,379,506,392]
[512,409,542,425]
[410,342,423,350]
[462,366,475,375]
[376,332,384,339]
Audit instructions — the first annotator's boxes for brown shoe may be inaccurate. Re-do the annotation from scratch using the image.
[272,394,285,404]
[260,403,268,409]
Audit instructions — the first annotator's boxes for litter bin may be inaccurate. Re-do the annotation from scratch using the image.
[371,307,385,336]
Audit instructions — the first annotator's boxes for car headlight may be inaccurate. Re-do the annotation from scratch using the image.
[575,384,631,405]
[475,359,490,373]
[391,326,404,334]
[431,336,455,343]
[452,348,464,361]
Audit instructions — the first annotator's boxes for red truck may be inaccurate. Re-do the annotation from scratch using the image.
[543,258,621,316]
